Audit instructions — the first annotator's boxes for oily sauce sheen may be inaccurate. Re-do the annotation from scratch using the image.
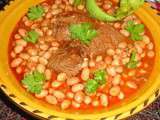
[8,0,155,110]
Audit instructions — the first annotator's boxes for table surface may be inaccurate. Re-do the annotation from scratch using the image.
[0,0,160,120]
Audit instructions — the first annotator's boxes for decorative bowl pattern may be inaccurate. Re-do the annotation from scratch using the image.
[0,0,160,120]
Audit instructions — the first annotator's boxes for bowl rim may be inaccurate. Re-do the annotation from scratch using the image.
[0,0,160,120]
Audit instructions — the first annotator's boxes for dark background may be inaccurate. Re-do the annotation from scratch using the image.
[0,0,160,120]
[0,0,9,10]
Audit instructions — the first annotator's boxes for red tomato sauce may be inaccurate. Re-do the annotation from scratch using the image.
[8,0,155,110]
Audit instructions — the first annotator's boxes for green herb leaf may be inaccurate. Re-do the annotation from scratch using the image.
[85,70,107,93]
[69,22,97,44]
[27,5,45,20]
[130,33,142,41]
[126,51,139,69]
[22,71,45,94]
[126,61,139,69]
[126,21,135,32]
[126,20,144,41]
[94,69,106,85]
[130,51,136,61]
[23,30,39,43]
[134,24,144,33]
[85,79,99,93]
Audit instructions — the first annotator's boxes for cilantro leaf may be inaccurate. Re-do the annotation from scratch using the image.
[23,30,39,43]
[134,24,144,33]
[126,51,139,69]
[85,69,107,93]
[126,21,135,32]
[85,79,99,93]
[130,51,136,61]
[27,5,45,20]
[22,71,45,94]
[125,20,144,41]
[69,22,97,44]
[126,61,139,69]
[94,69,106,85]
[130,33,142,41]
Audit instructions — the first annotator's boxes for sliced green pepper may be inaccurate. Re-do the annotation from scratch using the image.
[86,0,118,22]
[86,0,144,22]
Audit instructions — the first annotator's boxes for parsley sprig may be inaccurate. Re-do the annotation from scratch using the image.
[23,30,39,43]
[22,71,45,94]
[69,22,97,44]
[126,51,139,69]
[85,70,107,93]
[27,5,45,20]
[125,21,144,41]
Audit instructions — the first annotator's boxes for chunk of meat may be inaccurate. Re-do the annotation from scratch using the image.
[49,12,128,75]
[48,41,89,76]
[89,24,128,57]
[52,12,127,57]
[52,12,94,42]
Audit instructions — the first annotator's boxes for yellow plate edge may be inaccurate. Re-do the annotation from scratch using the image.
[0,1,160,120]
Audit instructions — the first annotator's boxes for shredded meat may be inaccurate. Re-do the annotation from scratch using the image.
[49,12,128,76]
[52,12,94,42]
[89,24,127,57]
[48,41,88,76]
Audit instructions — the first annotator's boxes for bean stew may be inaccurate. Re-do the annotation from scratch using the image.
[9,0,155,110]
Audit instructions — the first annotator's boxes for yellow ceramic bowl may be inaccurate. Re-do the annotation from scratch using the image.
[0,0,160,120]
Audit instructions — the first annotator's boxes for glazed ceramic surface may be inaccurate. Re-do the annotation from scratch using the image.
[0,0,160,120]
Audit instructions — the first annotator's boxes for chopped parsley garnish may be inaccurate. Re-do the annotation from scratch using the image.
[27,5,45,20]
[94,70,106,85]
[69,22,97,44]
[85,70,107,93]
[23,30,39,43]
[85,79,99,93]
[125,21,144,41]
[126,51,139,69]
[22,71,45,94]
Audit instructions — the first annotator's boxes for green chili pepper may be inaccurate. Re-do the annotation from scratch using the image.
[85,0,144,22]
[86,0,118,22]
